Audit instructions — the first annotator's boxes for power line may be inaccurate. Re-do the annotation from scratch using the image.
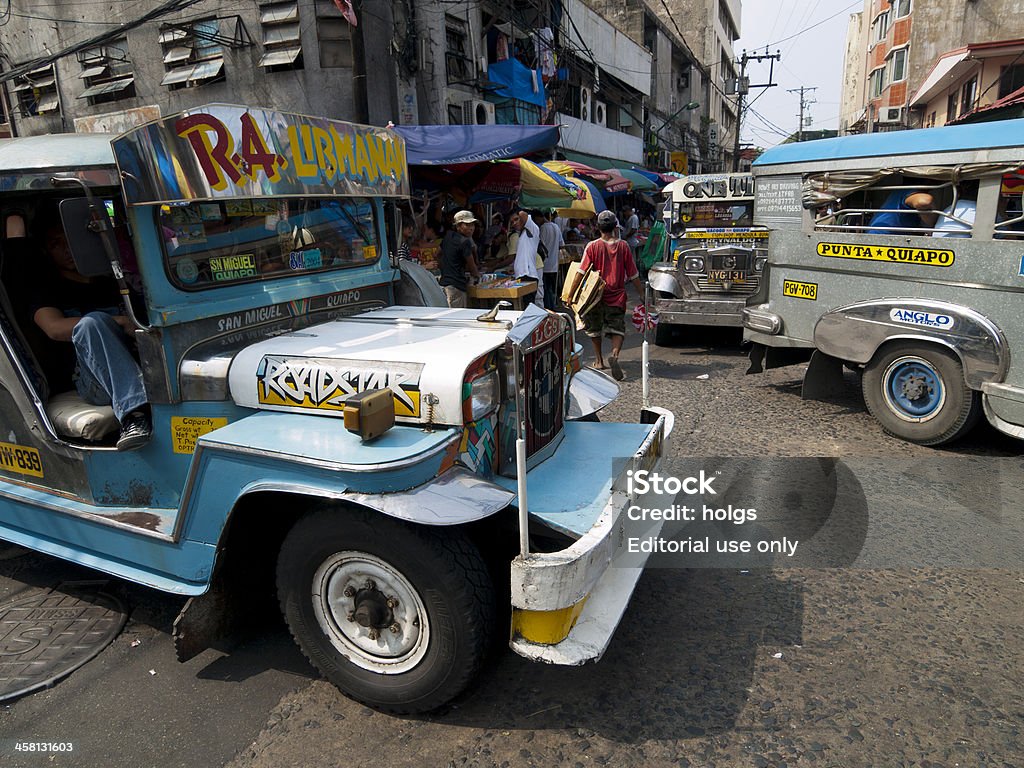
[764,1,861,48]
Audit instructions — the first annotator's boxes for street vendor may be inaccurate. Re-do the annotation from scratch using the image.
[438,209,481,307]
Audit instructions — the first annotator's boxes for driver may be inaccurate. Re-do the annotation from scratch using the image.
[30,223,151,450]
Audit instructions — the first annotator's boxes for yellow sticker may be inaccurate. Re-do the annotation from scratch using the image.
[362,245,378,260]
[0,441,43,478]
[171,416,229,454]
[782,279,817,300]
[817,241,954,267]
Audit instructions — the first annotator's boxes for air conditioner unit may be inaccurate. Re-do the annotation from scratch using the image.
[579,86,592,122]
[463,99,496,125]
[594,99,607,127]
[879,106,903,123]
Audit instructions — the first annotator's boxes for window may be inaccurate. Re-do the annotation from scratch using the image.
[872,11,890,44]
[927,111,936,128]
[316,1,353,68]
[159,17,226,89]
[960,76,977,117]
[889,48,907,83]
[869,67,886,98]
[259,2,302,71]
[946,91,958,123]
[999,64,1024,99]
[77,38,135,105]
[893,0,912,18]
[445,15,470,85]
[13,65,59,116]
[160,198,379,291]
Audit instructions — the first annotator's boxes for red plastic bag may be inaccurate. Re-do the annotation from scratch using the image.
[631,303,658,332]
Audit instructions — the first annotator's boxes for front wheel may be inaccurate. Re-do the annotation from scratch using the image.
[277,507,495,713]
[861,343,980,446]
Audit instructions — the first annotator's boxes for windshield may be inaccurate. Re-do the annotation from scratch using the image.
[159,197,379,290]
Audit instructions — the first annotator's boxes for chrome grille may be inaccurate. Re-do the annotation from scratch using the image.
[695,275,761,294]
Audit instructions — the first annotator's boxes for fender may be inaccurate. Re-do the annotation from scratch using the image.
[567,366,619,419]
[647,264,681,297]
[813,299,1007,388]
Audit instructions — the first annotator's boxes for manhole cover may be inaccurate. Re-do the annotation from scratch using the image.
[0,584,127,701]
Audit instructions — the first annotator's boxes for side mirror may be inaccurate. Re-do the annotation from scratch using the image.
[58,197,114,277]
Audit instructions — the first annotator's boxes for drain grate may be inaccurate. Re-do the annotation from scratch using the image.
[0,583,127,701]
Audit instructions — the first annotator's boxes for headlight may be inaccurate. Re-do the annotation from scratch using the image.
[683,256,705,272]
[467,370,499,421]
[753,257,767,272]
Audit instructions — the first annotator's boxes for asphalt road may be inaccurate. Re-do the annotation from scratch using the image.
[2,324,1023,768]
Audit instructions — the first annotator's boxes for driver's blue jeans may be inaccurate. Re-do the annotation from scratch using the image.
[71,312,147,423]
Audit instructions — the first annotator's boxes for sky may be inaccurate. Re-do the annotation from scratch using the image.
[734,0,864,148]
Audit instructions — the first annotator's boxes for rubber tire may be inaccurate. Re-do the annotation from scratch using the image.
[862,342,980,446]
[276,507,495,714]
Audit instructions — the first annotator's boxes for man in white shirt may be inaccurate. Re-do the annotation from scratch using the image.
[513,209,542,307]
[537,210,563,309]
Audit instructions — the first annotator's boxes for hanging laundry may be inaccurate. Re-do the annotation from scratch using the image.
[535,27,556,79]
[333,0,357,27]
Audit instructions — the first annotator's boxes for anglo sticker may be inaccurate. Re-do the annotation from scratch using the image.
[817,241,954,267]
[889,308,955,330]
[171,416,229,454]
[0,440,43,478]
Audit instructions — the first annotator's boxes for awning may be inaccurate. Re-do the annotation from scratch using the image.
[259,46,301,67]
[78,78,134,98]
[910,49,971,107]
[394,125,560,165]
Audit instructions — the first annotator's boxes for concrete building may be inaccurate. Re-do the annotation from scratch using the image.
[580,0,709,172]
[649,0,741,170]
[839,0,1024,133]
[911,39,1024,126]
[0,0,399,137]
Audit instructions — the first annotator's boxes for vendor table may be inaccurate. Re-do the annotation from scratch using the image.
[468,279,536,310]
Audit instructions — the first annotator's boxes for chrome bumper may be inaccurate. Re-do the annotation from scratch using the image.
[509,407,675,665]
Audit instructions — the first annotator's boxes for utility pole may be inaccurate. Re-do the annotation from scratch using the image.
[788,86,817,142]
[731,48,781,171]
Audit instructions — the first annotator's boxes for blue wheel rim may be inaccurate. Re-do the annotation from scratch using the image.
[882,356,945,422]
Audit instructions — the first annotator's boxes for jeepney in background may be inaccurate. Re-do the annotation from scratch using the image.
[744,118,1024,446]
[0,104,673,713]
[648,172,768,343]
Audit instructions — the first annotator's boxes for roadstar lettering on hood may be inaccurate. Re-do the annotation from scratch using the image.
[228,306,511,426]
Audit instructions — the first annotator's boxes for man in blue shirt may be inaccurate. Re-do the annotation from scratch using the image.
[867,190,937,235]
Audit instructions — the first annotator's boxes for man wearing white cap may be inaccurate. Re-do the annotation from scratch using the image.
[438,209,481,307]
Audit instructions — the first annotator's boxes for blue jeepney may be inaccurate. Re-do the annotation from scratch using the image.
[0,105,672,712]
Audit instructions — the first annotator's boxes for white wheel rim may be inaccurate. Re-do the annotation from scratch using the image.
[881,355,946,424]
[311,551,429,674]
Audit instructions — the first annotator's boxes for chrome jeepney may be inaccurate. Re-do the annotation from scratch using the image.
[0,104,674,713]
[744,118,1024,446]
[649,172,768,340]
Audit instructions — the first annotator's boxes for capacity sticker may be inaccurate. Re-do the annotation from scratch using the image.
[817,241,954,267]
[171,417,229,454]
[782,279,817,300]
[0,440,43,478]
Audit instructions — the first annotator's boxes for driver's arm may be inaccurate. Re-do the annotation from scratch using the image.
[34,307,131,342]
[33,307,80,342]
